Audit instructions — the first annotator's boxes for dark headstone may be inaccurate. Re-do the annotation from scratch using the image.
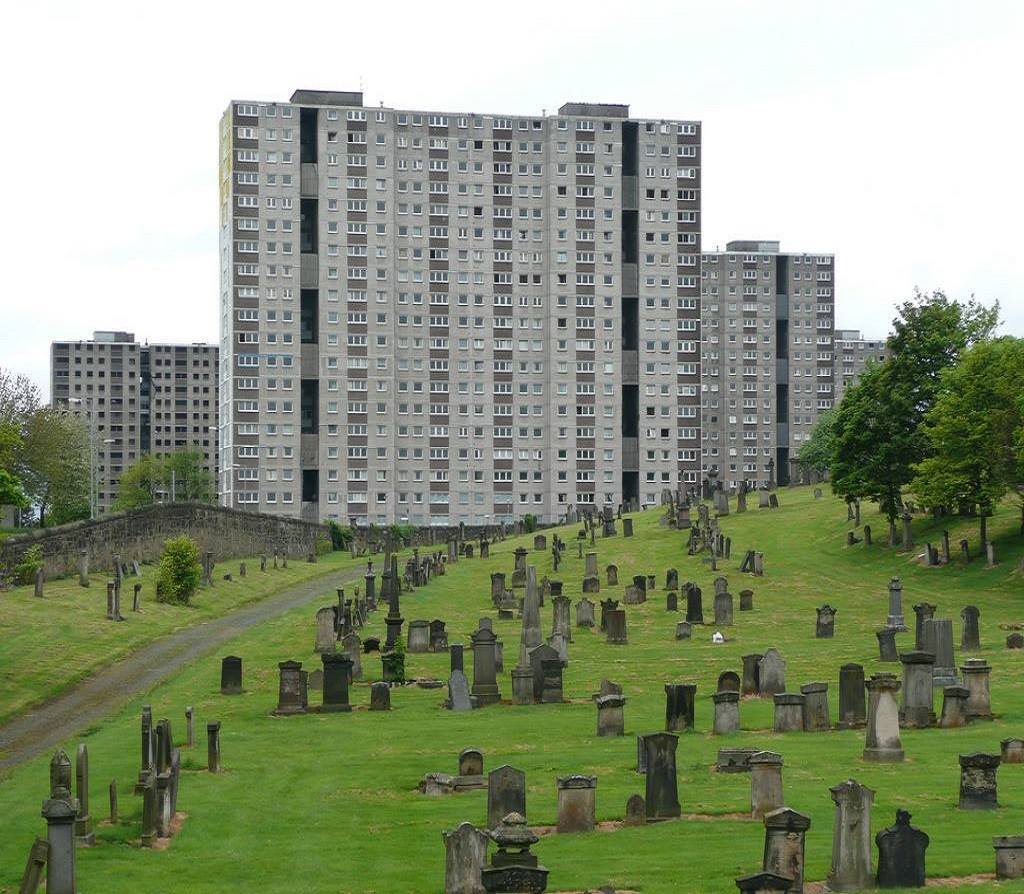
[220,656,242,695]
[875,809,928,888]
[837,663,866,729]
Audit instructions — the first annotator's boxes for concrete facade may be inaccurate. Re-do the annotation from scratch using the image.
[834,329,888,404]
[51,332,218,515]
[219,91,702,524]
[701,242,835,490]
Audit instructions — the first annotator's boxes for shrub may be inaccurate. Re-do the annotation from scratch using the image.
[315,533,332,555]
[523,513,537,534]
[14,544,43,586]
[155,535,201,605]
[326,520,353,551]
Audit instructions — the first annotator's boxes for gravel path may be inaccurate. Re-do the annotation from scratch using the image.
[0,566,362,770]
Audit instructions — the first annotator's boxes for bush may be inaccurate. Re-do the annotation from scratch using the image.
[315,533,332,555]
[523,514,537,534]
[14,544,43,586]
[326,520,353,551]
[155,535,201,605]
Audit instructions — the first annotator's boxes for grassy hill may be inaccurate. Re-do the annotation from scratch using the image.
[2,487,1024,893]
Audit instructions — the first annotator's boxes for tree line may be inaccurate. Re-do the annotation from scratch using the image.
[0,368,214,527]
[799,289,1022,542]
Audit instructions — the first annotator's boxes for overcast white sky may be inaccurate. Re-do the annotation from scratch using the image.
[2,0,1022,397]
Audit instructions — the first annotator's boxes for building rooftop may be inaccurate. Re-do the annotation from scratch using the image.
[289,89,363,107]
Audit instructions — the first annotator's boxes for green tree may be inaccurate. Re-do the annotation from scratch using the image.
[912,337,1024,543]
[797,408,837,476]
[112,453,165,511]
[114,449,215,511]
[0,368,40,427]
[0,421,27,510]
[19,407,89,526]
[830,290,999,522]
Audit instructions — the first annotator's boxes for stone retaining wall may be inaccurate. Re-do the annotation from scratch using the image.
[0,503,328,579]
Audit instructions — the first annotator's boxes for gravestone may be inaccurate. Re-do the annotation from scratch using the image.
[876,628,899,662]
[442,822,489,894]
[321,653,353,712]
[74,744,94,846]
[762,807,811,894]
[837,664,866,729]
[713,690,740,734]
[643,732,681,819]
[487,766,526,829]
[994,837,1024,880]
[430,620,449,652]
[533,534,546,551]
[735,872,793,893]
[606,609,628,645]
[369,681,391,711]
[185,706,194,748]
[800,682,830,731]
[78,549,90,587]
[109,779,117,822]
[624,793,646,826]
[773,693,805,732]
[575,598,595,628]
[666,591,678,612]
[759,649,786,696]
[664,683,697,732]
[623,518,634,537]
[274,661,308,715]
[407,619,431,653]
[528,643,560,703]
[315,607,337,654]
[686,584,704,624]
[521,567,543,651]
[342,632,363,680]
[1009,633,1024,649]
[886,577,908,631]
[876,809,928,888]
[815,605,837,638]
[899,651,935,727]
[1001,738,1024,764]
[959,753,1000,809]
[551,595,572,642]
[596,693,626,737]
[471,627,500,706]
[666,568,679,590]
[221,655,243,695]
[938,685,969,728]
[922,618,957,686]
[41,751,78,894]
[717,670,740,693]
[828,780,875,893]
[960,605,981,651]
[583,552,600,593]
[739,589,754,611]
[556,775,597,833]
[961,658,993,720]
[675,620,693,640]
[207,721,221,772]
[447,666,474,712]
[714,591,734,626]
[864,673,904,762]
[20,837,48,893]
[742,654,761,696]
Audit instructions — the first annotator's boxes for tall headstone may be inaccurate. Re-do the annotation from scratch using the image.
[876,809,928,888]
[713,690,740,734]
[73,744,94,846]
[899,651,936,727]
[742,654,761,696]
[815,605,837,638]
[828,780,875,893]
[876,628,899,662]
[487,766,526,830]
[960,605,981,652]
[912,602,936,651]
[886,577,908,631]
[664,683,697,732]
[643,732,681,819]
[221,656,242,695]
[837,664,866,729]
[961,658,993,720]
[42,751,78,894]
[923,618,957,686]
[321,653,353,713]
[596,692,626,736]
[864,673,904,762]
[800,682,830,732]
[759,649,786,696]
[575,598,595,628]
[315,607,337,654]
[77,549,90,587]
[714,591,734,626]
[471,627,500,706]
[207,721,221,772]
[274,660,308,715]
[762,807,811,894]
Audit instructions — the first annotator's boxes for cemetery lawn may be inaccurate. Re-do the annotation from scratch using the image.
[0,550,370,726]
[4,488,1024,893]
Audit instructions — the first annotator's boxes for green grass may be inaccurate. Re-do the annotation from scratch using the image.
[3,488,1024,892]
[0,549,368,725]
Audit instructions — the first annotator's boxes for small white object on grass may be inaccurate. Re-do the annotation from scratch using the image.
[712,631,725,644]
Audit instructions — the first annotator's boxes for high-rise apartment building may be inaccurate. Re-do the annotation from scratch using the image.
[51,332,219,515]
[834,329,888,403]
[219,90,702,524]
[701,241,835,490]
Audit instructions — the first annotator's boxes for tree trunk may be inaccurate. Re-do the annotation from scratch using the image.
[980,514,988,548]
